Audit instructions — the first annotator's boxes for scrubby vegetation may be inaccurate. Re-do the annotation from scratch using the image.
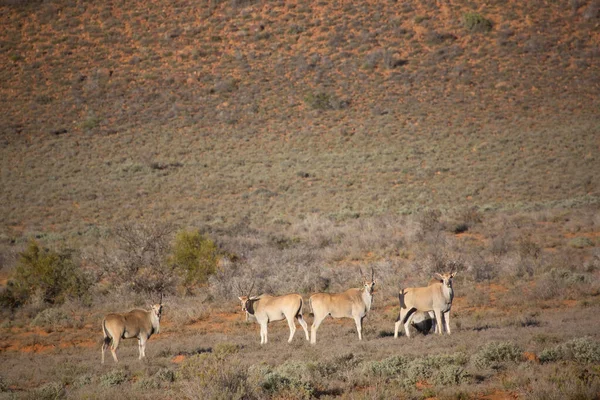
[0,0,599,398]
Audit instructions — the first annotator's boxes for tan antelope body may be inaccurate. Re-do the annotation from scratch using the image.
[102,304,162,363]
[394,272,456,338]
[238,293,309,344]
[309,271,375,344]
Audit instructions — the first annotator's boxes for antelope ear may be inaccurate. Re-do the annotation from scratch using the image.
[434,273,443,281]
[450,272,457,278]
[238,296,244,301]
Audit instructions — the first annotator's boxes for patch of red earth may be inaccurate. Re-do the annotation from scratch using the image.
[172,354,186,364]
[58,339,97,349]
[20,344,55,353]
[415,380,432,390]
[523,351,539,363]
[479,390,518,399]
[564,231,600,239]
[562,299,578,307]
[184,312,242,334]
[455,232,487,244]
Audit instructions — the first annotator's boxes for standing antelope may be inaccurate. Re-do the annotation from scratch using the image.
[394,272,456,338]
[309,268,375,344]
[101,300,163,364]
[238,284,309,344]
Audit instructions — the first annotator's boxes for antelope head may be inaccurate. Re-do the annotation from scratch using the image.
[434,272,456,288]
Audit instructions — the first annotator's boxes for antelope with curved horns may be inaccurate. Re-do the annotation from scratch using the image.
[394,272,456,339]
[237,282,309,344]
[309,267,375,344]
[101,293,163,363]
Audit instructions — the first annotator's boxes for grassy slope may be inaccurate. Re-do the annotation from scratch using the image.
[1,0,599,238]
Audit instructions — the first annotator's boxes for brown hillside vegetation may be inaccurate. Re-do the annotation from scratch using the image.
[0,0,600,399]
[1,0,599,234]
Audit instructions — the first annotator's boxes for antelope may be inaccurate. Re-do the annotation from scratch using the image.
[101,298,163,363]
[238,283,309,344]
[394,272,456,338]
[309,268,375,344]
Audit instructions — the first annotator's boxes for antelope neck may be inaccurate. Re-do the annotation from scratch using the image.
[245,299,257,315]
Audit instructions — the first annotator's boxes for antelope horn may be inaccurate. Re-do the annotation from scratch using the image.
[247,280,255,298]
[371,267,374,281]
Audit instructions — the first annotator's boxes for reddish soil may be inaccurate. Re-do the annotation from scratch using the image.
[479,390,519,399]
[523,352,539,363]
[564,231,600,239]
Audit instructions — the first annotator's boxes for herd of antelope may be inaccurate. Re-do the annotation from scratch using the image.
[100,270,456,363]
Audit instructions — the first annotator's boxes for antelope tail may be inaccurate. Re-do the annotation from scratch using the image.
[296,298,304,318]
[399,289,416,324]
[102,319,112,346]
[399,289,407,309]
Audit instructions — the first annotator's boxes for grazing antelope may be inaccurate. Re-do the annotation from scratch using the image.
[101,299,163,364]
[309,268,375,344]
[238,283,309,344]
[394,272,456,338]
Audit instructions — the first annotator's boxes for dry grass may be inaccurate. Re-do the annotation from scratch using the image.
[1,0,599,398]
[1,208,599,398]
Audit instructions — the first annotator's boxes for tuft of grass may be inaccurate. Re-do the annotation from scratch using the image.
[81,116,102,131]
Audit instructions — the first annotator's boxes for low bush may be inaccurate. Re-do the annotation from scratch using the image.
[403,353,469,387]
[29,382,65,400]
[363,355,410,378]
[170,230,220,286]
[463,12,493,32]
[568,237,594,249]
[31,308,72,330]
[472,341,523,369]
[177,350,254,400]
[4,241,91,306]
[539,337,600,364]
[100,368,130,387]
[258,361,317,399]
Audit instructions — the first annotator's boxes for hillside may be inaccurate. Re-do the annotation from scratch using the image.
[1,0,599,236]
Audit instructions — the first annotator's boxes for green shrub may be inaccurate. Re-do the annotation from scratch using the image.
[81,115,101,131]
[100,369,130,387]
[432,365,469,385]
[540,337,600,364]
[363,355,410,378]
[259,362,316,399]
[213,342,241,360]
[8,241,91,306]
[30,382,65,400]
[304,91,349,111]
[404,353,468,386]
[155,367,176,383]
[170,230,219,286]
[304,92,334,110]
[472,341,523,368]
[463,12,492,32]
[568,237,594,249]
